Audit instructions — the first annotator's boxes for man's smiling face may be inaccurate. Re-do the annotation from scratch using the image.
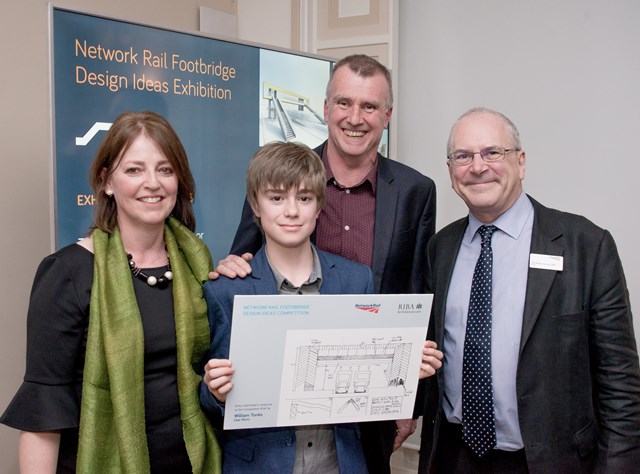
[324,66,391,165]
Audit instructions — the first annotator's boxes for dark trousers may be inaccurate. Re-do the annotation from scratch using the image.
[434,420,529,474]
[360,420,395,474]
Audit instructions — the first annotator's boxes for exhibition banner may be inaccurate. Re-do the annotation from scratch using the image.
[52,8,333,260]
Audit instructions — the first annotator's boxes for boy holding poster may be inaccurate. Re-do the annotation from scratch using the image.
[199,141,441,473]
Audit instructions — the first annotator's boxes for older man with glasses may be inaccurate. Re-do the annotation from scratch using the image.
[416,107,640,473]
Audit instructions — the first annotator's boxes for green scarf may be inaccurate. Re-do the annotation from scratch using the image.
[77,217,221,473]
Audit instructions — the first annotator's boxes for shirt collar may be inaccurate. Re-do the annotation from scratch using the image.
[266,244,323,291]
[465,192,534,243]
[321,143,378,194]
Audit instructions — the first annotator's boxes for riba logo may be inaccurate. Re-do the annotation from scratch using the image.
[398,302,423,314]
[355,304,381,314]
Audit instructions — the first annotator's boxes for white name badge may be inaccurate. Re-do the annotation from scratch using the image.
[529,253,563,271]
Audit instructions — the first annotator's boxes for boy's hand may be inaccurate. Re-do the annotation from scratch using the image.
[419,340,443,379]
[203,358,235,402]
[208,253,254,280]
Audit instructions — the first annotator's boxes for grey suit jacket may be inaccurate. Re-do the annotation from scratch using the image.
[418,195,640,473]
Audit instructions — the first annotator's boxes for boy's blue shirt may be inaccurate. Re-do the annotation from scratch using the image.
[200,244,372,473]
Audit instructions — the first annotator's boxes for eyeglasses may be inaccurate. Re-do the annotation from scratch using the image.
[447,146,520,166]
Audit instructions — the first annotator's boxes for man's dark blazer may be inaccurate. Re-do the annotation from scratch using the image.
[418,195,640,473]
[230,141,437,295]
[200,246,373,473]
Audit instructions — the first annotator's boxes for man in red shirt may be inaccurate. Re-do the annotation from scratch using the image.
[214,54,437,474]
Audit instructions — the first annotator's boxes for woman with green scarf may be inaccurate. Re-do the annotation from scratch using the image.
[1,111,221,473]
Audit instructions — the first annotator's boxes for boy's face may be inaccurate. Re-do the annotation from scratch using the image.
[252,183,321,252]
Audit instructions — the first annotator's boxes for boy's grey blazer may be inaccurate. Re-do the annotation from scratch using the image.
[200,246,374,473]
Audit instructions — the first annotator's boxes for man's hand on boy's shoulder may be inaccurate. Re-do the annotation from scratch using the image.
[208,253,254,280]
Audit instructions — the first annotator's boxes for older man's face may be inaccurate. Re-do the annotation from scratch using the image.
[448,112,526,223]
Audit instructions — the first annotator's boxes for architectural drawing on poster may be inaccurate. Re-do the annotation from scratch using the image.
[278,328,421,426]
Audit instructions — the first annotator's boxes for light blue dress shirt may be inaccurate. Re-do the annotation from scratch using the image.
[443,192,534,451]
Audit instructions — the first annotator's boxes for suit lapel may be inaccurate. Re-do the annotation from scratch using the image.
[372,156,397,292]
[249,248,280,295]
[433,219,467,346]
[316,250,341,294]
[430,218,467,397]
[519,198,564,352]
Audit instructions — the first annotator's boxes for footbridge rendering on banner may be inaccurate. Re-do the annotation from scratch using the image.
[262,82,327,143]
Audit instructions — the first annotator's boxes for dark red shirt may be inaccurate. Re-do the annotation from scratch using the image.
[316,147,377,268]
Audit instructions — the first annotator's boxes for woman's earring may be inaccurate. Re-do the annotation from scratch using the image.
[106,189,113,197]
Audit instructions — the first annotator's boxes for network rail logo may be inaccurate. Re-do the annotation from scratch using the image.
[355,304,381,314]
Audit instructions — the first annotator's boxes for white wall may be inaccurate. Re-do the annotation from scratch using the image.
[397,0,640,348]
[238,0,292,48]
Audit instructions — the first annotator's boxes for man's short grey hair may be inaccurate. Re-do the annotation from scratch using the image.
[325,54,393,109]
